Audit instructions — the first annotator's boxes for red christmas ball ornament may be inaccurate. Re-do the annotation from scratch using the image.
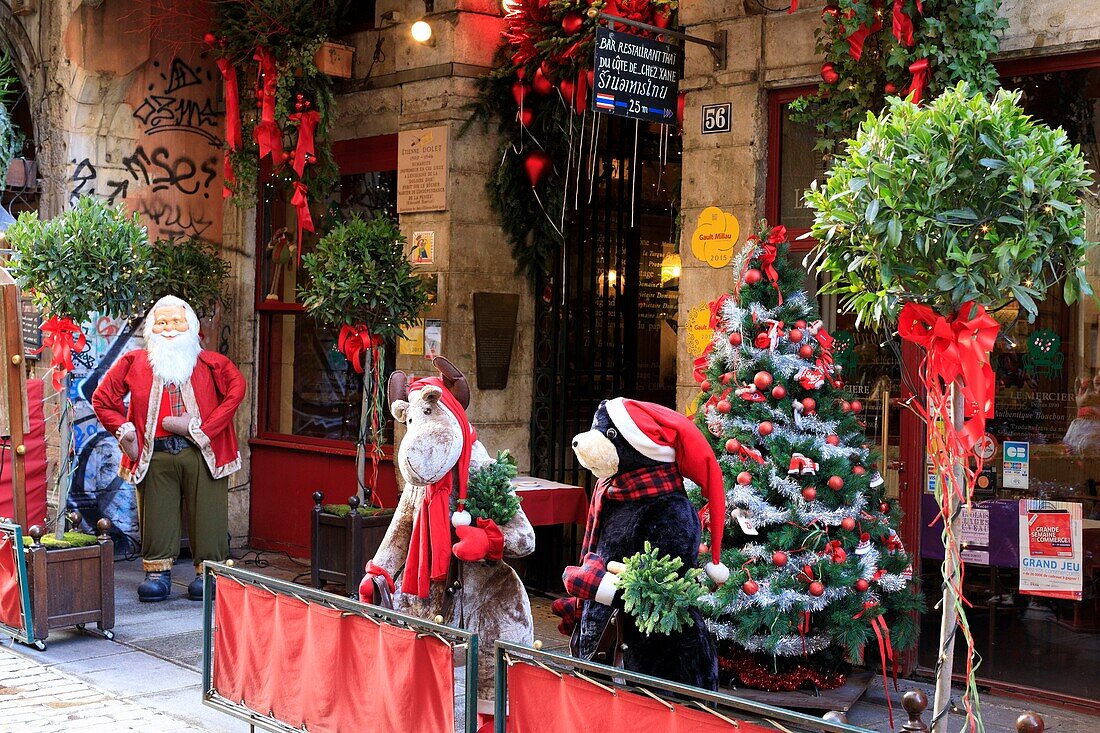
[885,82,898,94]
[515,67,527,80]
[821,63,840,85]
[203,32,217,45]
[720,372,733,385]
[532,67,554,96]
[737,471,753,486]
[744,268,763,285]
[754,371,774,390]
[729,332,743,346]
[758,421,773,437]
[795,320,807,329]
[789,328,803,343]
[771,385,786,400]
[511,81,530,107]
[828,475,844,491]
[826,435,840,446]
[725,438,742,454]
[772,551,788,566]
[755,332,772,349]
[517,108,535,128]
[561,11,584,34]
[852,465,866,476]
[809,581,825,597]
[855,578,869,592]
[700,379,712,392]
[851,400,863,414]
[880,501,891,514]
[801,398,816,414]
[841,400,852,413]
[822,5,840,20]
[717,399,732,414]
[742,579,759,595]
[699,542,709,555]
[802,487,817,501]
[841,517,857,531]
[558,77,576,103]
[524,150,553,187]
[799,344,814,359]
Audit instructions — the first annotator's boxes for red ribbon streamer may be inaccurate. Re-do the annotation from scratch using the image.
[289,109,320,179]
[222,156,235,200]
[337,325,382,374]
[892,0,915,45]
[36,316,87,391]
[788,0,799,13]
[709,294,731,331]
[854,602,898,728]
[215,58,242,150]
[290,181,314,266]
[846,18,883,61]
[907,58,930,104]
[253,47,282,160]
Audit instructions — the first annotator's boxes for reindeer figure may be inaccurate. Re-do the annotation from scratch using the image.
[360,356,535,713]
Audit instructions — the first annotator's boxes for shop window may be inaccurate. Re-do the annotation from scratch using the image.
[256,136,398,446]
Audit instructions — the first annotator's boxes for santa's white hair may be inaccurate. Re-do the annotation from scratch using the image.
[144,295,202,385]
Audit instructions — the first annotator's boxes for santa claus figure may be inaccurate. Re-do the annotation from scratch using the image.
[92,296,245,602]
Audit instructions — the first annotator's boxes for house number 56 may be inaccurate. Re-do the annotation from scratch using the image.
[701,103,732,134]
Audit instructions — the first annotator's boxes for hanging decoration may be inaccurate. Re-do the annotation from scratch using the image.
[464,0,681,280]
[788,0,1006,153]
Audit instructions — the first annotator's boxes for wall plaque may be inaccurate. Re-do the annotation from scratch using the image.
[397,126,449,213]
[473,293,519,390]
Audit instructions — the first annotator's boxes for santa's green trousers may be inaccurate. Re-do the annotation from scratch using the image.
[137,446,229,573]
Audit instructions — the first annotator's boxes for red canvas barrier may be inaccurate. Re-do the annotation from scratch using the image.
[0,379,49,526]
[0,531,23,628]
[506,663,778,733]
[212,576,456,733]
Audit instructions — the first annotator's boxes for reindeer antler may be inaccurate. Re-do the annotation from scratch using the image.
[387,370,409,407]
[432,356,470,409]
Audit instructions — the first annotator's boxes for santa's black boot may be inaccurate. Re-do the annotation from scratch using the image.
[137,571,172,602]
[187,575,204,601]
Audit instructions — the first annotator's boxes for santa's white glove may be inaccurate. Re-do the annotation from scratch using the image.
[161,411,197,437]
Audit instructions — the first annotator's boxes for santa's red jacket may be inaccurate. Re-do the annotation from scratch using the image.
[92,349,246,484]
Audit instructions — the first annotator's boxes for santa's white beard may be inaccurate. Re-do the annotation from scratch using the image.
[147,330,202,385]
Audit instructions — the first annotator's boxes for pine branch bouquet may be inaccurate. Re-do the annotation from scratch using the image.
[465,450,522,525]
[619,541,704,636]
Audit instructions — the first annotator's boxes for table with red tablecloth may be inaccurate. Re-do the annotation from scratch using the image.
[511,476,588,527]
[510,476,588,591]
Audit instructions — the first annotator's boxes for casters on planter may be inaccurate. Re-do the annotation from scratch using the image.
[76,623,85,631]
[102,629,114,641]
[31,639,46,651]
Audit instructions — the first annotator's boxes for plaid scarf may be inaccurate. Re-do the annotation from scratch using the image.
[579,463,682,559]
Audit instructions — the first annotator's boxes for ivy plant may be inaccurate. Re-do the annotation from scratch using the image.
[805,84,1097,325]
[144,237,231,318]
[8,196,153,321]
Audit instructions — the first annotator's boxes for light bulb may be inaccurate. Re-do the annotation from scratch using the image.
[411,21,433,44]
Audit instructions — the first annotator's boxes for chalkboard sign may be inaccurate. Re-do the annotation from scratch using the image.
[19,297,40,360]
[592,27,680,124]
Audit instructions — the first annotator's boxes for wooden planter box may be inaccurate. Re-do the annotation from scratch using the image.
[311,492,394,596]
[25,521,115,647]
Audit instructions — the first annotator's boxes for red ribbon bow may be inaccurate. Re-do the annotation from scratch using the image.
[36,316,87,391]
[709,294,731,331]
[290,181,315,266]
[289,109,320,179]
[847,17,884,61]
[907,58,930,105]
[253,47,282,160]
[854,601,898,727]
[760,229,784,305]
[892,0,915,45]
[337,325,382,374]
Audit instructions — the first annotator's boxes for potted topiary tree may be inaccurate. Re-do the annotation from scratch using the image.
[805,83,1097,731]
[300,213,428,588]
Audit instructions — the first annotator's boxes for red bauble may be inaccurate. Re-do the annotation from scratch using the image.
[880,501,891,514]
[203,32,217,45]
[841,517,857,531]
[754,371,774,390]
[729,332,743,346]
[511,81,530,106]
[700,380,712,392]
[758,421,773,437]
[799,344,814,359]
[717,400,732,414]
[822,5,840,19]
[788,328,803,343]
[851,400,863,413]
[558,77,576,103]
[809,581,825,597]
[737,471,753,486]
[826,435,840,446]
[771,385,787,400]
[855,578,869,592]
[699,542,709,555]
[524,150,553,187]
[853,465,866,475]
[755,332,772,349]
[795,320,807,329]
[532,68,554,96]
[802,398,816,414]
[828,475,844,491]
[725,438,742,454]
[561,11,584,34]
[772,551,788,566]
[720,372,733,385]
[821,63,840,85]
[744,269,763,285]
[885,82,897,94]
[841,400,852,413]
[517,108,535,128]
[743,579,759,595]
[802,487,817,501]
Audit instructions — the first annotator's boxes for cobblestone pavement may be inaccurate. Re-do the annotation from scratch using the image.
[0,646,207,733]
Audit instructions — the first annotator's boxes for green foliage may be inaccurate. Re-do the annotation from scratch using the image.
[466,450,522,525]
[619,541,704,636]
[790,0,1005,153]
[299,214,428,339]
[144,237,231,318]
[805,84,1097,326]
[8,196,152,321]
[0,54,24,179]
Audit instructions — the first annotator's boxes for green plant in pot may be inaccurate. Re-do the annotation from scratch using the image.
[804,83,1097,731]
[300,213,428,503]
[144,237,231,319]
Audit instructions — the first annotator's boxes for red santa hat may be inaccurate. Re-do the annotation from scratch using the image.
[604,397,730,584]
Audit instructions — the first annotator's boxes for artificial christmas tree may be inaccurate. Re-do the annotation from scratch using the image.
[691,222,923,701]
